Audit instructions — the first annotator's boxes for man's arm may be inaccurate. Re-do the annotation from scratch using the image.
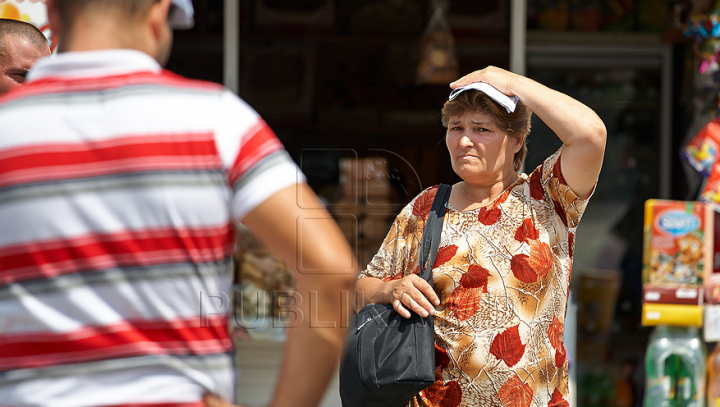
[240,182,357,407]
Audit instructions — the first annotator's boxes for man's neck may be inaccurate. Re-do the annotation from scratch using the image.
[58,16,152,57]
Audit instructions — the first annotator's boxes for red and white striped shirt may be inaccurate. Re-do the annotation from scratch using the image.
[0,50,302,407]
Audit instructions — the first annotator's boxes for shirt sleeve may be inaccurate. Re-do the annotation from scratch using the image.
[214,90,305,220]
[530,147,595,229]
[359,186,439,281]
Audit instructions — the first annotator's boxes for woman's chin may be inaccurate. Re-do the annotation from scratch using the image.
[454,165,486,179]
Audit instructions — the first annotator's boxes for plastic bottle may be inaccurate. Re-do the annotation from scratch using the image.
[707,345,720,407]
[643,325,706,407]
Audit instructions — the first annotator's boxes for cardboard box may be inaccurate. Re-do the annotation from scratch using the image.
[642,199,713,308]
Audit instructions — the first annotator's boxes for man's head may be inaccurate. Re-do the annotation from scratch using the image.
[46,0,194,66]
[0,19,51,95]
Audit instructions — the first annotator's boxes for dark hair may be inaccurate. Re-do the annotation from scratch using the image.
[56,0,156,27]
[441,90,532,172]
[0,19,50,55]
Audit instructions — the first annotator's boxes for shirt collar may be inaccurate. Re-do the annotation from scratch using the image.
[27,49,162,83]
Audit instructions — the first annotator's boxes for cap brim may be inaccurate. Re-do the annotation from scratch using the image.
[169,1,194,30]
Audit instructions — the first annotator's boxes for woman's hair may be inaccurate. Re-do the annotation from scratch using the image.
[441,90,532,172]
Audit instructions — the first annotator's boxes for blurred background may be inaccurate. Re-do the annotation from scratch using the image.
[4,0,715,406]
[162,1,717,406]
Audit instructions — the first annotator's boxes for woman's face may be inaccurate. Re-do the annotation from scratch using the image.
[445,110,521,184]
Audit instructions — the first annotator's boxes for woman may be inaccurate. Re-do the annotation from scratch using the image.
[355,66,606,407]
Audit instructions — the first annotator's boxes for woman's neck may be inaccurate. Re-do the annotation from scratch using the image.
[453,172,519,211]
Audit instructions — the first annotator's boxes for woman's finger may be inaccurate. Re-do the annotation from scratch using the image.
[402,291,431,318]
[414,278,441,307]
[392,298,412,318]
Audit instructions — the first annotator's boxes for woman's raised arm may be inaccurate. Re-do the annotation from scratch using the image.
[452,66,607,199]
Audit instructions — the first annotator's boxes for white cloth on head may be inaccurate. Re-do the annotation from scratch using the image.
[448,82,519,113]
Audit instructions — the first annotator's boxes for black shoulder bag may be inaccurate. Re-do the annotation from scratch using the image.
[339,184,452,407]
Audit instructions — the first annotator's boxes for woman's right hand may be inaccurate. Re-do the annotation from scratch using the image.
[387,274,440,319]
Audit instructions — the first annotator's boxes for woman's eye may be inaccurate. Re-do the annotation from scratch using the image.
[451,127,462,131]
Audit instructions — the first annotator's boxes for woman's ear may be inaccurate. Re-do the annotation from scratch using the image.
[513,133,525,154]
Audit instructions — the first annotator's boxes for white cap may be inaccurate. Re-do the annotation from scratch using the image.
[169,0,194,30]
[448,82,519,113]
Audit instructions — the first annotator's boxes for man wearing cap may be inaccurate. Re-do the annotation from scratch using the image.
[0,18,51,95]
[0,1,356,407]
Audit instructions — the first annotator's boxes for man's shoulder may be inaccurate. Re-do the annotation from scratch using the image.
[155,69,227,93]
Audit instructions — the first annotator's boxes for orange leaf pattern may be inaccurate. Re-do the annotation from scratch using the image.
[515,218,540,243]
[478,206,502,225]
[461,264,491,291]
[422,380,462,407]
[528,241,553,279]
[511,254,537,283]
[498,376,534,407]
[435,344,450,371]
[548,388,570,407]
[553,199,568,228]
[554,346,567,368]
[529,167,544,200]
[489,325,526,367]
[360,149,590,407]
[412,186,438,220]
[433,245,459,268]
[552,157,568,186]
[447,287,483,321]
[547,316,564,351]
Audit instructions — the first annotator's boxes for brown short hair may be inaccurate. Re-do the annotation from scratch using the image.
[0,19,49,56]
[441,90,532,172]
[56,0,156,27]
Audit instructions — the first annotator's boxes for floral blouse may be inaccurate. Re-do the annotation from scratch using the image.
[358,148,592,407]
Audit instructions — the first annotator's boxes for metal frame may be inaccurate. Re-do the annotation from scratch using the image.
[526,43,673,199]
[224,0,240,94]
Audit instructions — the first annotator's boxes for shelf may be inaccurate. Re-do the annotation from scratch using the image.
[240,31,508,47]
[526,30,666,47]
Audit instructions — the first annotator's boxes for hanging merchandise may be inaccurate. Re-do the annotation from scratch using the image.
[416,0,459,85]
[683,116,720,177]
[644,326,707,407]
[685,0,720,74]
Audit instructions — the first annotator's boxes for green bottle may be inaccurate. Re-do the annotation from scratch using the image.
[644,326,706,407]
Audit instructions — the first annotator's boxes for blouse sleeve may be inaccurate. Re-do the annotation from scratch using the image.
[528,147,595,230]
[358,185,439,281]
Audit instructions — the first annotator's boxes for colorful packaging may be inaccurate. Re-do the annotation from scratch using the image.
[682,116,720,176]
[706,211,720,304]
[642,200,714,308]
[700,161,720,212]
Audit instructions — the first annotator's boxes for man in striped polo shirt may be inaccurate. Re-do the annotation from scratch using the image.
[0,1,357,407]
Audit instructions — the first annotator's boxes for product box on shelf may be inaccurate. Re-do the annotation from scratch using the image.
[641,199,714,326]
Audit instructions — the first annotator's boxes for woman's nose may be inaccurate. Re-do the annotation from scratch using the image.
[458,132,473,148]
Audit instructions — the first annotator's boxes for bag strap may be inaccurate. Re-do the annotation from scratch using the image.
[419,184,451,284]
